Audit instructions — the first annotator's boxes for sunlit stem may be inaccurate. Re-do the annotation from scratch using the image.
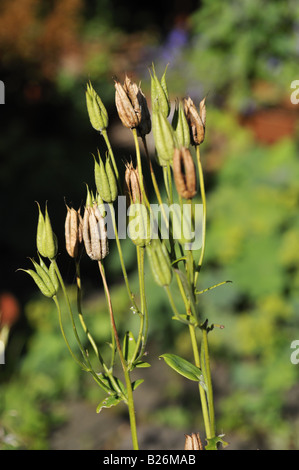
[98,260,139,450]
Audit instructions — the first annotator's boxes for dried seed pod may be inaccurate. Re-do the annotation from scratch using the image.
[184,433,203,450]
[65,205,83,258]
[173,147,197,199]
[114,75,151,135]
[184,96,206,145]
[82,205,108,261]
[124,161,143,204]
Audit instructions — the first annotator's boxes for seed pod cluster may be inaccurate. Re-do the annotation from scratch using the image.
[83,204,108,261]
[124,161,143,204]
[173,147,197,199]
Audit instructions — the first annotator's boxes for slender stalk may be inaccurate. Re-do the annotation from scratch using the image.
[194,145,207,286]
[133,246,148,361]
[98,260,139,450]
[188,323,212,440]
[75,258,101,361]
[201,327,215,437]
[108,202,139,312]
[52,295,86,369]
[101,129,122,193]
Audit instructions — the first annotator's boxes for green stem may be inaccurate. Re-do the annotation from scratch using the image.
[188,323,212,440]
[133,246,148,362]
[52,295,85,369]
[194,145,207,286]
[108,203,139,312]
[102,129,122,193]
[52,260,115,392]
[201,327,215,437]
[98,260,139,450]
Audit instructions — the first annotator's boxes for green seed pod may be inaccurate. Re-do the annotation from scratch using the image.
[127,202,151,247]
[146,239,172,287]
[172,100,190,149]
[150,64,170,118]
[36,202,58,260]
[152,111,175,166]
[94,151,118,203]
[18,267,57,298]
[86,81,108,132]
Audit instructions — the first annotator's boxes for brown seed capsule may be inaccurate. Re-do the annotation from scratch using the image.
[114,75,151,135]
[184,433,203,450]
[65,205,83,258]
[82,205,108,261]
[184,96,206,145]
[173,147,197,199]
[124,161,143,204]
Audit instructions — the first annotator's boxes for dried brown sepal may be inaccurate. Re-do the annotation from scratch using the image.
[173,147,197,199]
[65,205,83,258]
[184,96,206,145]
[184,432,203,450]
[82,205,108,261]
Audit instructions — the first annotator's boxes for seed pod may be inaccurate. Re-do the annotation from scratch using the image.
[150,63,170,118]
[184,433,203,450]
[127,202,151,247]
[152,111,175,166]
[173,147,197,199]
[146,239,172,287]
[184,96,206,145]
[65,204,83,258]
[18,258,59,298]
[83,205,108,261]
[94,151,118,203]
[114,76,138,128]
[86,81,108,132]
[172,100,190,149]
[124,161,143,205]
[36,202,58,260]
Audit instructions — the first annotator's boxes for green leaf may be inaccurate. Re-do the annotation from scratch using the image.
[134,361,151,368]
[160,353,205,384]
[131,379,144,391]
[96,394,122,413]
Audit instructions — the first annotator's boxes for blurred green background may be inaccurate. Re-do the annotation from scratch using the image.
[1,0,299,450]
